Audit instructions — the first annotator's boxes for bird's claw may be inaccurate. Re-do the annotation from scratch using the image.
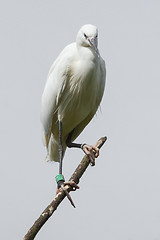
[56,181,79,208]
[63,180,79,191]
[81,144,99,166]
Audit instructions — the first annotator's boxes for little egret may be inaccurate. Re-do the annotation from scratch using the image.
[41,24,106,199]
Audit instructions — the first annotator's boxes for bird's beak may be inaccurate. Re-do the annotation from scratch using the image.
[88,37,99,56]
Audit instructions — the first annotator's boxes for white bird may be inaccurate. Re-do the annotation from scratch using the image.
[41,24,106,192]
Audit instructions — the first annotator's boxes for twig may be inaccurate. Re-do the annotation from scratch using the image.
[24,136,107,240]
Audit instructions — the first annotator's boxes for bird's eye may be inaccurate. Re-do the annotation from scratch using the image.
[84,33,87,38]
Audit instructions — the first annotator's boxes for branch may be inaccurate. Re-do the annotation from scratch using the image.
[24,136,107,240]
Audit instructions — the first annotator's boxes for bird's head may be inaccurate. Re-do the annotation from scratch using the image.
[76,24,99,55]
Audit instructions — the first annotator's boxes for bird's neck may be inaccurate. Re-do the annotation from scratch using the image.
[77,44,99,63]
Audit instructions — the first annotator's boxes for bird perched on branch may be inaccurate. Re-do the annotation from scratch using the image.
[41,24,106,199]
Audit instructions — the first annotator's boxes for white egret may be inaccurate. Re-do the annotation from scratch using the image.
[41,24,106,195]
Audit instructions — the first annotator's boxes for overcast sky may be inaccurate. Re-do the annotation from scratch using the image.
[1,1,160,240]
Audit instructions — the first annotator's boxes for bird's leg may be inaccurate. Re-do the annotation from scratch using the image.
[66,130,99,166]
[58,121,63,175]
[56,121,79,208]
[56,121,65,189]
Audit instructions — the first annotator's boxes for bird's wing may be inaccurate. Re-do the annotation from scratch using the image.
[70,57,106,142]
[41,43,76,147]
[98,57,106,103]
[70,112,96,142]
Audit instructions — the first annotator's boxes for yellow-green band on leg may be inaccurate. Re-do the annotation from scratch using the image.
[55,174,65,183]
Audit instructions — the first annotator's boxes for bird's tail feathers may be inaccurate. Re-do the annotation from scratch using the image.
[46,134,66,162]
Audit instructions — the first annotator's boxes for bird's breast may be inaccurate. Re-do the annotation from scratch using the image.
[58,59,100,129]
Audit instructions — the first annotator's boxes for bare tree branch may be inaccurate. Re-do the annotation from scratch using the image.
[24,136,107,240]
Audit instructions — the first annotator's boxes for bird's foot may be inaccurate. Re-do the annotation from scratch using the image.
[56,180,79,208]
[63,180,79,191]
[81,144,99,166]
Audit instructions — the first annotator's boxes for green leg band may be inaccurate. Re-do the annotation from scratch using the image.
[55,174,65,183]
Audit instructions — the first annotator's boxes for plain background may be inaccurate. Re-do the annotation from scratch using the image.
[1,1,160,239]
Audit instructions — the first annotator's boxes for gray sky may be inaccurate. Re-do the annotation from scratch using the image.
[1,1,160,239]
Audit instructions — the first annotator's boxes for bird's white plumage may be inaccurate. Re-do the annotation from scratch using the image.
[41,24,106,162]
